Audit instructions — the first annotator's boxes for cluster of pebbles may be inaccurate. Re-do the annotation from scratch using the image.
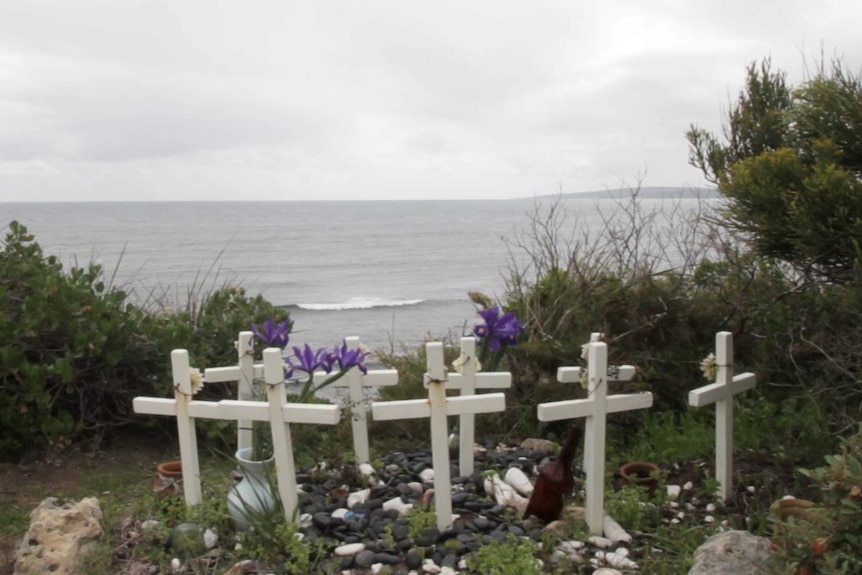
[283,441,654,574]
[148,442,725,574]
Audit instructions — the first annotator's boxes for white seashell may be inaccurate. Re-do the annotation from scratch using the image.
[203,528,218,549]
[683,481,693,490]
[419,468,435,483]
[587,535,612,548]
[706,503,716,512]
[347,488,370,508]
[484,472,517,505]
[604,551,638,569]
[423,558,442,573]
[371,563,384,574]
[331,508,349,520]
[358,462,376,477]
[558,539,585,553]
[140,519,161,532]
[593,568,624,575]
[666,484,681,499]
[504,467,534,496]
[704,515,715,523]
[602,515,632,543]
[382,496,413,515]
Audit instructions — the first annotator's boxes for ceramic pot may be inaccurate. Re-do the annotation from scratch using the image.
[619,461,660,492]
[227,447,277,530]
[154,460,183,499]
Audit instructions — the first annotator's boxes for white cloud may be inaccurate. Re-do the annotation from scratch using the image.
[0,0,860,201]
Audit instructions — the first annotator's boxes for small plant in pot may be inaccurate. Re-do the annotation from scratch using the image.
[619,461,661,493]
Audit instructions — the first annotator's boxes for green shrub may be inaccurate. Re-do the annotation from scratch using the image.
[0,221,290,460]
[467,535,541,575]
[0,221,158,458]
[772,424,862,574]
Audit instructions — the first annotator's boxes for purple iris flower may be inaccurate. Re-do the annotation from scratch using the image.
[472,306,525,351]
[251,318,293,348]
[330,340,370,374]
[287,344,332,375]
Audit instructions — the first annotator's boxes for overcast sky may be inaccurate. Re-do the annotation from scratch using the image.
[1,1,860,202]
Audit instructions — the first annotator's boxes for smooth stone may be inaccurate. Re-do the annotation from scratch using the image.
[311,512,331,529]
[203,528,218,549]
[355,549,376,569]
[334,542,365,556]
[373,552,401,565]
[170,522,204,556]
[405,550,423,570]
[348,489,370,508]
[472,517,495,530]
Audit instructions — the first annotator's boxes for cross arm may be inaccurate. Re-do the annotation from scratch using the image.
[442,372,511,390]
[283,403,341,424]
[537,392,653,422]
[204,365,264,383]
[329,369,399,388]
[557,365,636,384]
[688,372,756,407]
[372,399,430,421]
[133,397,226,419]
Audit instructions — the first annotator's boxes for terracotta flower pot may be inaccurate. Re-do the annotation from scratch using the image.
[619,461,660,492]
[154,460,183,499]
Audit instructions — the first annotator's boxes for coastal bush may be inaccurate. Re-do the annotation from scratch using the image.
[500,180,862,448]
[0,221,290,460]
[772,424,862,574]
[0,221,158,459]
[688,57,862,284]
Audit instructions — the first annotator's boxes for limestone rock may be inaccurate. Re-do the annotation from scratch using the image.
[687,530,773,575]
[520,438,558,455]
[14,497,103,575]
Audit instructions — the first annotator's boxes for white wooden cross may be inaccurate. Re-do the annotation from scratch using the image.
[205,334,398,465]
[372,341,507,530]
[134,348,341,524]
[555,332,636,480]
[537,342,653,535]
[688,331,756,500]
[443,337,511,476]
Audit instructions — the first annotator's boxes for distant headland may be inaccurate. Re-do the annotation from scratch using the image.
[539,186,719,200]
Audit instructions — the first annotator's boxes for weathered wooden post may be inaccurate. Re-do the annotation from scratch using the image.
[689,331,756,500]
[445,337,511,475]
[204,331,260,452]
[326,337,398,464]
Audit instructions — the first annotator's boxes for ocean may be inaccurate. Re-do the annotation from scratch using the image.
[1,194,713,354]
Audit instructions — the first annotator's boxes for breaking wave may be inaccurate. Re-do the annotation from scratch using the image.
[292,298,426,311]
